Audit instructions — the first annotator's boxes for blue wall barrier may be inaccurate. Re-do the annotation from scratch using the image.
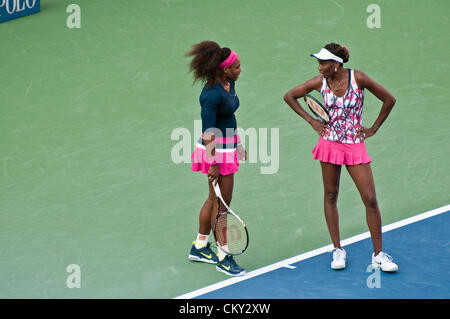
[0,0,40,23]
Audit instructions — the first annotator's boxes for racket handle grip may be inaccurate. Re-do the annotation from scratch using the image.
[213,182,222,198]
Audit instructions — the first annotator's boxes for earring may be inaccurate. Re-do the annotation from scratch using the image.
[334,67,337,72]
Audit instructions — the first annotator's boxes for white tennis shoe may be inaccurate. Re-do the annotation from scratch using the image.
[372,252,398,272]
[331,248,346,270]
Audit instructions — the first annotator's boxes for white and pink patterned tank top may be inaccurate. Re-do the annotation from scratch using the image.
[321,69,364,144]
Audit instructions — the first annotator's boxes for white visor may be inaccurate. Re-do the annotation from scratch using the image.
[311,48,343,64]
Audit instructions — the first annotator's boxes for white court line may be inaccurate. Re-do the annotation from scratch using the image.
[283,265,296,269]
[174,204,450,299]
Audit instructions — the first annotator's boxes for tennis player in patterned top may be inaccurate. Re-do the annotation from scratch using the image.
[284,43,398,272]
[185,41,246,276]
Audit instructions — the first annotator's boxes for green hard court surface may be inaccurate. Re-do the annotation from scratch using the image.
[0,0,449,298]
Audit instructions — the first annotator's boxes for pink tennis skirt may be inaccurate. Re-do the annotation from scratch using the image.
[191,135,240,176]
[312,137,372,165]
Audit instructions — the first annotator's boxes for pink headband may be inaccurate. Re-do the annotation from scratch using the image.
[219,50,238,68]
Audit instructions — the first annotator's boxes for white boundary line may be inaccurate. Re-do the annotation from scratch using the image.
[174,204,450,299]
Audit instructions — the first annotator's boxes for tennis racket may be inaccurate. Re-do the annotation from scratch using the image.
[303,93,330,123]
[212,183,249,256]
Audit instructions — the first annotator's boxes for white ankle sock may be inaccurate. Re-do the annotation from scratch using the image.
[195,233,209,249]
[218,245,229,261]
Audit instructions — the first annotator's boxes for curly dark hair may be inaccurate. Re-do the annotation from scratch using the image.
[186,41,231,87]
[324,42,350,64]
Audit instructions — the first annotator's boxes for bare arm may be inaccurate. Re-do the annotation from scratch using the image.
[283,75,328,136]
[354,70,396,139]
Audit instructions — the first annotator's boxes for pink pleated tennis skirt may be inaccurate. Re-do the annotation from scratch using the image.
[191,135,241,176]
[312,137,372,165]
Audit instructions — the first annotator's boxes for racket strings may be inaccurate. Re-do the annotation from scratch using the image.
[215,212,247,255]
[307,98,329,122]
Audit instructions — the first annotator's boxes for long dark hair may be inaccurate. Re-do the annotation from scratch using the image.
[324,42,350,64]
[186,41,231,87]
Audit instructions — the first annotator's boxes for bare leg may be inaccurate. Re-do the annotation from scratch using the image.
[346,163,382,255]
[198,173,234,236]
[320,162,342,249]
[217,173,234,213]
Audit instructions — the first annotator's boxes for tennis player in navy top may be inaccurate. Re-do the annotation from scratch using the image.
[186,41,246,276]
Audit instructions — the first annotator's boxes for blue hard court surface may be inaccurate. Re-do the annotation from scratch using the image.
[199,211,450,299]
